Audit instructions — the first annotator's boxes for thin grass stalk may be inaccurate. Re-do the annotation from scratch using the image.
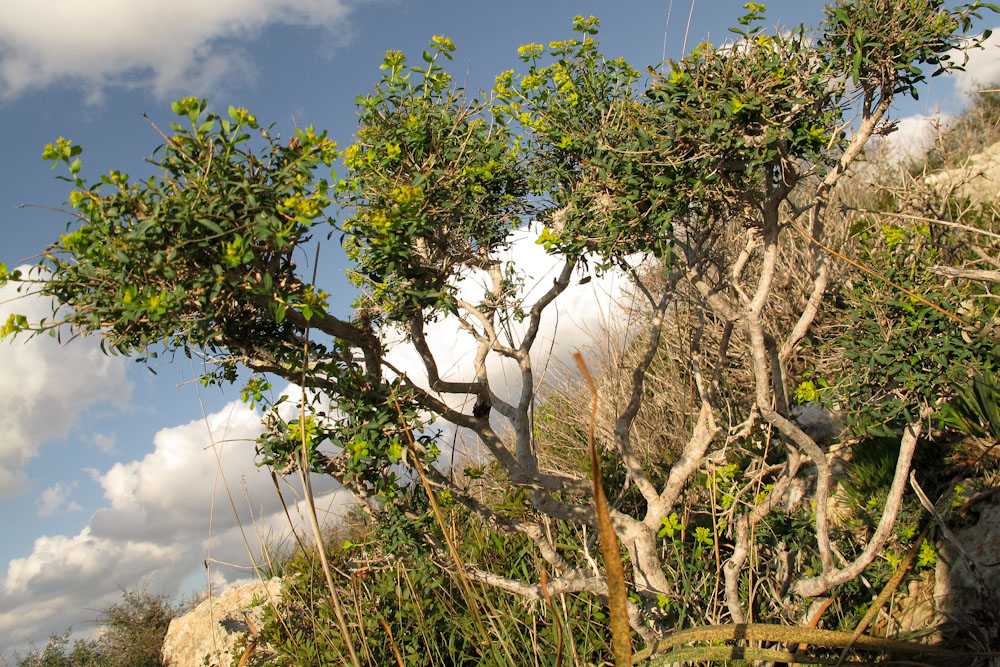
[348,573,373,665]
[788,219,969,327]
[297,244,360,667]
[196,387,298,654]
[831,466,984,667]
[648,646,882,665]
[270,470,311,557]
[399,565,440,665]
[377,617,406,667]
[790,595,836,661]
[633,623,997,664]
[235,613,259,667]
[540,564,565,666]
[573,351,632,666]
[388,390,495,656]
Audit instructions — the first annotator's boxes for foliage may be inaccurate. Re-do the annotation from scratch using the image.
[834,220,1000,436]
[96,589,178,666]
[8,588,180,667]
[8,0,1000,663]
[16,100,340,369]
[341,36,529,325]
[244,507,616,666]
[939,369,1000,441]
[10,632,105,667]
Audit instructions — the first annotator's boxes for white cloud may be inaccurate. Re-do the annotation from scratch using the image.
[35,482,81,518]
[0,274,131,498]
[383,224,633,415]
[948,28,1000,99]
[91,433,116,454]
[876,113,952,164]
[3,528,180,599]
[0,528,185,650]
[0,393,346,656]
[0,0,359,103]
[91,400,271,542]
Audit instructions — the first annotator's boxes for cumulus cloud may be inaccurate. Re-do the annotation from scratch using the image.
[875,113,952,165]
[0,392,346,656]
[948,28,1000,99]
[91,399,273,542]
[0,274,131,497]
[1,528,186,650]
[35,482,82,518]
[0,0,359,103]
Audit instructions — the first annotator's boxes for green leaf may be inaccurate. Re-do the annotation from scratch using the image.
[197,218,224,235]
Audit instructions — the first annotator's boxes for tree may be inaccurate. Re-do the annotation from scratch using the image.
[8,588,179,667]
[5,1,998,661]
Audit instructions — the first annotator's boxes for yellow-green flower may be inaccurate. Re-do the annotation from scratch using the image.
[342,144,364,168]
[431,35,455,52]
[228,106,257,127]
[391,184,423,206]
[517,43,545,60]
[68,190,90,210]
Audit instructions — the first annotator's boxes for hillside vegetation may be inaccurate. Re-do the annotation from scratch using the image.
[6,1,1000,665]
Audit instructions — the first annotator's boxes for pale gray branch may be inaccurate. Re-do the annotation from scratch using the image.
[928,266,1000,283]
[794,410,929,598]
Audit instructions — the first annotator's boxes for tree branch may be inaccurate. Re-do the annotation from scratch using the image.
[794,409,929,598]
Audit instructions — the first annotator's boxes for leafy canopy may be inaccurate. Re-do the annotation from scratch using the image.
[3,2,999,655]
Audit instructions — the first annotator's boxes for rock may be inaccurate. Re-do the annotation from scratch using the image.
[790,402,843,447]
[161,577,284,667]
[935,500,1000,623]
[891,495,1000,659]
[925,140,1000,205]
[894,570,941,641]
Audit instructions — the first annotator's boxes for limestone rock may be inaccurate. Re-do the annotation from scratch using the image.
[894,570,940,640]
[935,500,1000,623]
[161,577,284,667]
[891,495,1000,659]
[791,402,843,447]
[925,140,1000,204]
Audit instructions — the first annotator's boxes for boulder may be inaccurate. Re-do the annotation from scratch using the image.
[161,577,284,667]
[935,499,1000,624]
[925,139,1000,205]
[891,495,1000,657]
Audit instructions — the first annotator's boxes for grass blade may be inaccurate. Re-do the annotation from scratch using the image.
[574,351,632,666]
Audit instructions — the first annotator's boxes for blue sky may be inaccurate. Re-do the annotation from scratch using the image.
[0,0,997,656]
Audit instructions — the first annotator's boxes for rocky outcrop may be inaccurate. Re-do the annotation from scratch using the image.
[934,498,1000,624]
[893,495,1000,655]
[161,577,284,667]
[926,140,1000,204]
